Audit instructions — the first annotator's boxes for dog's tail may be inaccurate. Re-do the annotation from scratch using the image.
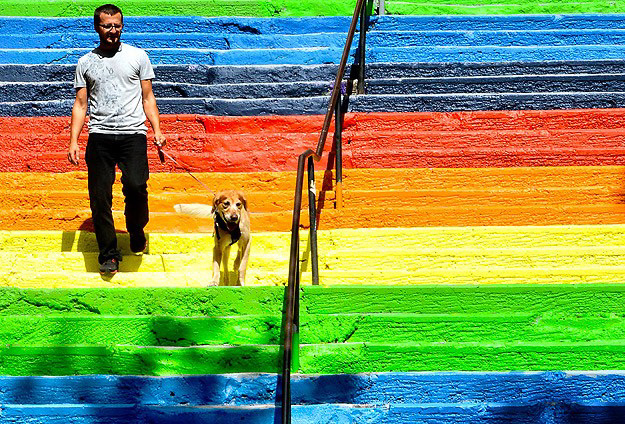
[173,203,214,218]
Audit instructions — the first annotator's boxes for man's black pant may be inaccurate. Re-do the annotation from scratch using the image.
[86,133,150,264]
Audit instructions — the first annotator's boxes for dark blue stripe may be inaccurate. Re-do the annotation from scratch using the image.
[5,92,625,116]
[2,61,624,83]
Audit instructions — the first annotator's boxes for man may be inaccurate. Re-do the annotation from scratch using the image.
[68,3,166,275]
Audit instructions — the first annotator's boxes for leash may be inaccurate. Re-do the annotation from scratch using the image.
[157,146,215,196]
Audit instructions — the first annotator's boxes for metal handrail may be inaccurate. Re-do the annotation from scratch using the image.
[280,0,371,422]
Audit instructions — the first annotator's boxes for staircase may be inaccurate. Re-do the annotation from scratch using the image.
[2,4,625,424]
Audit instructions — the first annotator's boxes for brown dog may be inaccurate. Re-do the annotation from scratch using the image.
[174,190,251,286]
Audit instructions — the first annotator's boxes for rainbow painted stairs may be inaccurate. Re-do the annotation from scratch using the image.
[3,5,625,423]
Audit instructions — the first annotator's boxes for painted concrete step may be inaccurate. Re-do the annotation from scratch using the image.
[8,29,625,50]
[4,61,625,84]
[3,245,625,273]
[2,372,625,422]
[0,316,282,346]
[3,167,625,230]
[10,267,625,288]
[4,129,625,169]
[2,284,622,316]
[8,91,625,117]
[5,196,625,230]
[1,372,623,406]
[4,15,625,35]
[7,45,625,66]
[2,313,624,346]
[5,109,625,136]
[2,341,625,375]
[8,74,625,102]
[6,225,625,253]
[3,401,624,424]
[384,0,623,15]
[0,0,356,17]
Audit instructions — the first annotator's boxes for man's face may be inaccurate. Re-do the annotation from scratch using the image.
[95,12,123,49]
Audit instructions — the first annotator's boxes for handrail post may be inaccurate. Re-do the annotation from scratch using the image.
[307,157,319,285]
[334,96,343,210]
[281,0,369,421]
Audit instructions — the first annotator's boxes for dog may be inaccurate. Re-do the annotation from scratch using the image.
[174,190,251,286]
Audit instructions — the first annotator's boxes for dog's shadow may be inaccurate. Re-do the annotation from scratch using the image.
[61,219,144,277]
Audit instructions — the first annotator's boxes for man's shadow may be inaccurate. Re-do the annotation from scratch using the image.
[61,219,145,276]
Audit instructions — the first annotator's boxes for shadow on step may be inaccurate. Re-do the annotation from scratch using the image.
[60,219,145,273]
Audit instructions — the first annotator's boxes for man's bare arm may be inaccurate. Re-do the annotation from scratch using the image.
[68,87,87,165]
[141,79,166,147]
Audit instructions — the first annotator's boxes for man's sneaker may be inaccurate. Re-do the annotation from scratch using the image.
[99,258,119,275]
[130,230,147,253]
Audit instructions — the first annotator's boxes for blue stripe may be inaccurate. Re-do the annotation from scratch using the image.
[2,373,625,423]
[5,30,625,50]
[2,15,625,34]
[2,372,625,405]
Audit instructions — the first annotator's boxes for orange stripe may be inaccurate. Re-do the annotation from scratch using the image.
[2,166,624,231]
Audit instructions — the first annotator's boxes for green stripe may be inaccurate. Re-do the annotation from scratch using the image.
[300,342,625,373]
[3,313,621,346]
[0,345,280,375]
[0,287,285,316]
[301,314,625,344]
[2,342,625,375]
[0,0,356,17]
[0,316,281,346]
[301,285,625,315]
[385,1,625,15]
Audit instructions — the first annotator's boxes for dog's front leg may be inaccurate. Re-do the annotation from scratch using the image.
[234,236,251,286]
[222,245,232,286]
[212,244,222,286]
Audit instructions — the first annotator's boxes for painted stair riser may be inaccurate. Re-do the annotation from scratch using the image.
[6,225,625,253]
[10,268,625,287]
[0,0,358,17]
[9,30,625,50]
[1,314,624,345]
[4,15,625,34]
[4,247,625,273]
[2,372,625,405]
[4,61,625,84]
[9,46,625,66]
[5,129,625,171]
[8,75,625,103]
[3,403,625,424]
[10,93,625,117]
[4,167,625,230]
[7,203,625,231]
[7,109,625,135]
[2,285,624,316]
[384,0,625,15]
[4,342,625,375]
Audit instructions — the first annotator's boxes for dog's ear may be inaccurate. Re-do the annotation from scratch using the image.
[213,192,224,210]
[237,191,248,211]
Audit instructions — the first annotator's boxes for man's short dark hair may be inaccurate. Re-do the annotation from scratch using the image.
[94,4,123,26]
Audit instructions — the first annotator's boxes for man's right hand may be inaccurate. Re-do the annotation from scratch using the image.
[68,141,80,165]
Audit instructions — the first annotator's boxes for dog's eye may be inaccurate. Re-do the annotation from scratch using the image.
[236,202,242,208]
[222,202,230,208]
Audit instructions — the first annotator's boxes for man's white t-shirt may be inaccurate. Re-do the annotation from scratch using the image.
[74,43,155,135]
